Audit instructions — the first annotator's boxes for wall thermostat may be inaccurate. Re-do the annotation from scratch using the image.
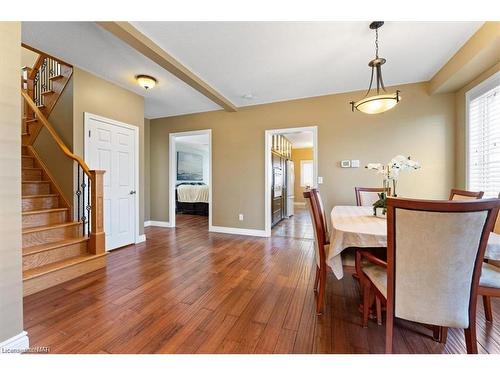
[340,160,351,168]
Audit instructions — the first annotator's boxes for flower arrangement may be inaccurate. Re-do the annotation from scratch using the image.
[366,155,420,216]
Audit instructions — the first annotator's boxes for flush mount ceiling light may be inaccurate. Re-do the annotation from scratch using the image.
[350,21,401,114]
[136,75,157,90]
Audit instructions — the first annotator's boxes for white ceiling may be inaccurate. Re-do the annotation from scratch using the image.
[284,131,314,149]
[175,134,209,146]
[22,22,483,119]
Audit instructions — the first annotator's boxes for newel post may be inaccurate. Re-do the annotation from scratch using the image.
[89,170,105,254]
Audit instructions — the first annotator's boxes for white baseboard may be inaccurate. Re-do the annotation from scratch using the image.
[209,225,268,237]
[293,202,306,206]
[146,220,172,228]
[0,331,29,354]
[136,234,146,243]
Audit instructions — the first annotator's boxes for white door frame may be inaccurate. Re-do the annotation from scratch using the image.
[264,125,318,237]
[83,112,141,246]
[169,129,212,229]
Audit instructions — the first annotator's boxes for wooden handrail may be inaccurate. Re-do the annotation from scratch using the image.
[21,90,92,177]
[22,43,73,68]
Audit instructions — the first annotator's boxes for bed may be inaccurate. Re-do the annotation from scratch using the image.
[176,183,209,216]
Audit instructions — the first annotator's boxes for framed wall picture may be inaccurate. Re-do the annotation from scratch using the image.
[177,151,204,181]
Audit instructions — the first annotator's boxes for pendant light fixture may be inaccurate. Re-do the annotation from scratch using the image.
[350,21,400,114]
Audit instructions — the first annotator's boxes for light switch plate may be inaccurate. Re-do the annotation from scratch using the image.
[340,160,351,168]
[318,176,324,184]
[351,160,360,168]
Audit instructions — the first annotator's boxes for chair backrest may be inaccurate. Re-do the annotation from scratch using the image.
[449,188,484,201]
[303,189,328,268]
[386,197,499,329]
[355,187,391,206]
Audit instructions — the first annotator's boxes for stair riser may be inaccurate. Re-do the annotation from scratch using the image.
[22,156,34,168]
[22,210,68,229]
[22,182,50,195]
[22,147,28,156]
[22,196,59,211]
[22,169,42,181]
[23,255,106,297]
[23,242,88,271]
[23,225,82,248]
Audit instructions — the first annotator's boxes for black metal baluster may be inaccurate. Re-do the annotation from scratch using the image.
[76,165,81,235]
[82,172,86,237]
[87,176,91,237]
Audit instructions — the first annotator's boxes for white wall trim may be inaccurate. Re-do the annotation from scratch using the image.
[83,112,141,250]
[0,331,29,354]
[264,126,318,237]
[144,220,152,227]
[209,225,267,237]
[136,234,146,243]
[168,129,212,229]
[147,220,173,228]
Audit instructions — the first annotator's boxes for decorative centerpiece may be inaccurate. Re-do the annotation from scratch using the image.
[366,155,420,217]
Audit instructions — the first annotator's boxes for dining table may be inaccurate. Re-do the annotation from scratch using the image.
[328,205,500,280]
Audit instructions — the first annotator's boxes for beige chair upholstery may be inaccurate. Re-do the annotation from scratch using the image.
[480,262,500,289]
[363,208,488,328]
[306,199,324,268]
[452,194,480,201]
[358,191,382,206]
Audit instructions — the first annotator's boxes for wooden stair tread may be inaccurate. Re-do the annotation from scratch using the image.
[22,167,42,170]
[41,90,54,95]
[49,74,64,80]
[22,180,49,184]
[22,207,68,215]
[23,237,88,256]
[22,221,80,234]
[23,254,105,280]
[22,194,58,198]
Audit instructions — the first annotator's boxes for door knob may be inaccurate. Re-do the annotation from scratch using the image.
[130,190,136,195]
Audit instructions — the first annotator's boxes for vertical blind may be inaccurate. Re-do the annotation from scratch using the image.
[468,76,500,198]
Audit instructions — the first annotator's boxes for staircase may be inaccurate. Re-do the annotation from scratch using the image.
[21,46,106,296]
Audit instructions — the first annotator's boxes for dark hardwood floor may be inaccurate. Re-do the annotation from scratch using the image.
[24,213,500,354]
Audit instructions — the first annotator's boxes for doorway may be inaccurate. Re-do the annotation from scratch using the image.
[264,126,318,238]
[84,112,139,251]
[169,129,212,230]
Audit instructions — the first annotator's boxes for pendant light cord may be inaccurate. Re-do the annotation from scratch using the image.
[375,28,379,58]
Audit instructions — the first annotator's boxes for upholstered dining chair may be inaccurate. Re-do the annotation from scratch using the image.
[355,187,391,206]
[449,188,484,200]
[358,197,500,354]
[304,189,329,315]
[478,192,500,323]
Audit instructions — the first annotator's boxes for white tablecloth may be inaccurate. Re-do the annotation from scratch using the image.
[328,205,500,280]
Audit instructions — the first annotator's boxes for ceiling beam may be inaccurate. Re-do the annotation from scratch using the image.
[96,22,238,112]
[428,22,500,95]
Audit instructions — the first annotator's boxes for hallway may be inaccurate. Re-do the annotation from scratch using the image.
[271,206,314,240]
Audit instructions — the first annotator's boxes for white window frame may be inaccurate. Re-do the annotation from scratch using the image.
[300,159,314,188]
[465,71,500,194]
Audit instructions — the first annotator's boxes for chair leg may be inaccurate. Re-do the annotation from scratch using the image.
[464,326,478,354]
[432,326,440,341]
[376,296,382,326]
[483,295,493,322]
[313,266,320,293]
[316,266,326,315]
[385,307,394,354]
[362,282,370,328]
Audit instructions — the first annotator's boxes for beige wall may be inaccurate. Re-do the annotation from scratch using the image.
[0,22,24,343]
[144,118,151,221]
[72,68,146,235]
[150,82,456,230]
[454,62,500,188]
[291,148,313,203]
[21,46,38,68]
[34,77,74,204]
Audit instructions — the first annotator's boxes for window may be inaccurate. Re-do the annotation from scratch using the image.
[467,73,500,198]
[300,160,314,187]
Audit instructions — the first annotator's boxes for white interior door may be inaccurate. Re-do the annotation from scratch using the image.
[85,115,136,251]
